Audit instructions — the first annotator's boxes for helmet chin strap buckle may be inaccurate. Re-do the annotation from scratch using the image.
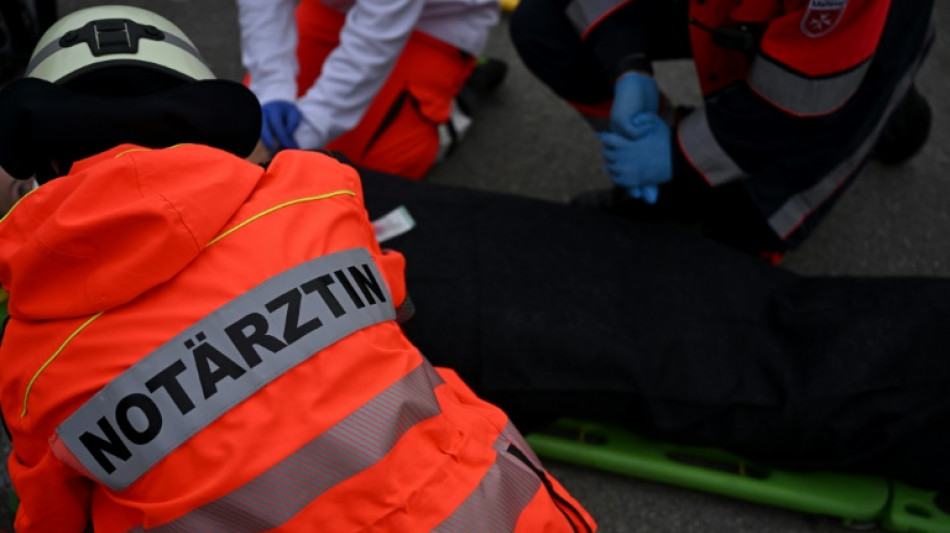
[59,19,165,57]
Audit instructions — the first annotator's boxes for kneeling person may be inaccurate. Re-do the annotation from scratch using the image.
[0,6,595,532]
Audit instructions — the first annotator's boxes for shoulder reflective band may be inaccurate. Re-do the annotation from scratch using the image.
[123,362,445,533]
[748,53,870,116]
[677,107,747,186]
[566,0,630,37]
[55,247,396,491]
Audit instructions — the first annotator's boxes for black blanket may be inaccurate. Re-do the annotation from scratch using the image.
[360,169,950,492]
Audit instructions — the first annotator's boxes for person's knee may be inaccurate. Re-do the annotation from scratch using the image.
[509,0,563,66]
[510,0,609,104]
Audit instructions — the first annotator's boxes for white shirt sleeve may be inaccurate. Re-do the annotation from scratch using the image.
[293,0,426,150]
[236,0,300,105]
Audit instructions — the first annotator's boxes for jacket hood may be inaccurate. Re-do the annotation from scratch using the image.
[0,144,264,320]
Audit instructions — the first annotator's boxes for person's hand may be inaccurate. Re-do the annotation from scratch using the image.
[610,71,660,136]
[260,100,302,151]
[599,112,672,204]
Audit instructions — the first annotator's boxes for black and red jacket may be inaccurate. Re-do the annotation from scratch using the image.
[569,0,933,244]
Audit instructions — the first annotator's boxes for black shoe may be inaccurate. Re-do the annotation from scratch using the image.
[873,85,932,166]
[467,57,508,96]
[457,57,508,115]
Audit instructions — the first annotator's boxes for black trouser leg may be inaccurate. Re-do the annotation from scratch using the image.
[509,0,691,105]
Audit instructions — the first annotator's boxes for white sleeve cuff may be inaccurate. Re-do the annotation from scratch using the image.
[250,82,299,107]
[293,118,328,151]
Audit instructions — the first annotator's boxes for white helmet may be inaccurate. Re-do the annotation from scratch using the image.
[0,5,261,182]
[24,5,215,84]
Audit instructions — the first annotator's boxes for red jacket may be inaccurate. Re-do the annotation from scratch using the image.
[0,144,595,532]
[571,0,932,244]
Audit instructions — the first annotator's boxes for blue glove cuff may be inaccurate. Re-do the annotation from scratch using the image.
[260,100,302,151]
[614,72,660,115]
[599,112,673,205]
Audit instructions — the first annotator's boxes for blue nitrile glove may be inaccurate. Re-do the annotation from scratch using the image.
[260,100,302,151]
[610,71,660,136]
[599,112,672,205]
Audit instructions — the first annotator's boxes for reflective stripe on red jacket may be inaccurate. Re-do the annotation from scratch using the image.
[568,0,888,112]
[0,144,596,532]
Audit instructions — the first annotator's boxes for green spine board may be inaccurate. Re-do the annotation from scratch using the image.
[526,418,890,522]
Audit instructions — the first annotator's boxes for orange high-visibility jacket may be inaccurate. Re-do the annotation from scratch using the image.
[0,144,596,533]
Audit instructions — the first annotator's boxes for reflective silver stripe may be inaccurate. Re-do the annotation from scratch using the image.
[677,107,746,186]
[748,53,870,116]
[395,294,416,324]
[500,421,545,470]
[25,28,206,77]
[56,248,396,491]
[767,25,934,237]
[433,423,543,533]
[124,362,444,533]
[566,0,627,35]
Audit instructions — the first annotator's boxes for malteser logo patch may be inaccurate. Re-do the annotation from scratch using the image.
[801,0,848,38]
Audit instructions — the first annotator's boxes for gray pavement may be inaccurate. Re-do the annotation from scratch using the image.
[29,1,950,531]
